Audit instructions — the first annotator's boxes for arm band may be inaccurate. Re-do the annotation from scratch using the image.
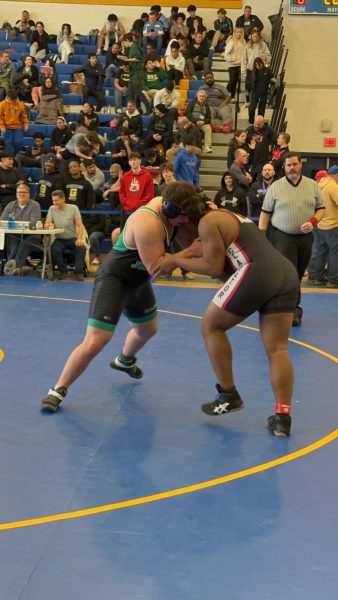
[310,217,318,227]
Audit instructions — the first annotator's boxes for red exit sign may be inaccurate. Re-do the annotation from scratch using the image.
[324,137,336,147]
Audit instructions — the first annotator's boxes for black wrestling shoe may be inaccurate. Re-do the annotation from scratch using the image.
[201,384,244,416]
[41,387,67,412]
[267,414,291,437]
[110,356,143,379]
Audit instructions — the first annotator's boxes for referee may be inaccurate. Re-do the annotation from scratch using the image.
[259,152,325,326]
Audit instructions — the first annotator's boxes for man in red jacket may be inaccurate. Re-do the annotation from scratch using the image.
[120,152,154,211]
[113,151,155,239]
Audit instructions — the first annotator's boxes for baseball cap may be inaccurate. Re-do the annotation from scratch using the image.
[314,169,327,181]
[327,165,338,175]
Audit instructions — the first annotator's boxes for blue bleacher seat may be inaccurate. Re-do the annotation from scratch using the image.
[8,41,29,52]
[189,80,206,91]
[28,124,55,136]
[22,167,41,181]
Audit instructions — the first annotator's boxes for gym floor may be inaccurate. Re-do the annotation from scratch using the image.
[0,278,337,600]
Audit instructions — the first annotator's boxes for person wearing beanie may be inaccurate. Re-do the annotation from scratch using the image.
[315,169,328,182]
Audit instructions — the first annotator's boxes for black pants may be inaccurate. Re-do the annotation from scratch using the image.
[83,86,105,111]
[248,90,268,124]
[227,66,241,99]
[167,67,183,86]
[268,226,313,309]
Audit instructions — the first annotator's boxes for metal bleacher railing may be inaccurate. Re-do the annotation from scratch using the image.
[233,0,288,132]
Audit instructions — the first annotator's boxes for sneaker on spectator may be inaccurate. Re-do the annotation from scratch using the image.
[203,145,213,153]
[10,267,22,277]
[96,48,101,55]
[191,75,197,80]
[91,257,101,265]
[4,259,17,275]
[327,281,338,288]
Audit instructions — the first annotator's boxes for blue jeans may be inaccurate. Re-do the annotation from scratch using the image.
[315,227,338,284]
[6,233,38,267]
[51,237,86,274]
[142,36,163,54]
[114,88,128,109]
[4,129,24,155]
[105,64,119,79]
[89,231,105,256]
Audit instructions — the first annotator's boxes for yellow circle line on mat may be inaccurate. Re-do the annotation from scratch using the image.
[0,430,337,531]
[0,292,337,531]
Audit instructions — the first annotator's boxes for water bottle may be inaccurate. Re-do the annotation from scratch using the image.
[7,213,16,230]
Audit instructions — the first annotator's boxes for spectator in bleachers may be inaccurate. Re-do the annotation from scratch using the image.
[0,151,27,209]
[57,23,75,65]
[248,162,275,218]
[113,63,130,111]
[142,59,167,111]
[13,55,39,104]
[166,115,202,163]
[105,42,123,79]
[97,14,126,55]
[186,32,209,79]
[45,189,86,281]
[58,131,100,163]
[165,42,185,86]
[144,104,173,152]
[185,88,212,153]
[36,153,64,210]
[120,33,143,110]
[132,13,149,38]
[2,183,41,276]
[236,5,264,42]
[150,4,170,35]
[188,17,207,43]
[314,166,338,288]
[142,11,164,55]
[157,162,176,194]
[241,29,271,106]
[87,210,112,265]
[0,51,15,101]
[246,115,277,179]
[227,129,253,169]
[16,131,49,169]
[200,71,232,132]
[154,80,179,131]
[117,100,143,143]
[248,57,276,124]
[30,22,50,63]
[213,171,246,215]
[168,6,179,29]
[174,133,200,188]
[229,148,253,192]
[223,27,245,100]
[10,10,35,41]
[0,89,29,155]
[141,149,164,189]
[270,132,290,179]
[50,116,72,154]
[111,127,134,171]
[34,77,63,124]
[74,54,106,113]
[64,160,95,211]
[82,159,105,200]
[142,43,161,67]
[209,9,233,53]
[186,5,203,36]
[102,162,122,209]
[119,151,154,212]
[78,102,99,132]
[170,13,189,39]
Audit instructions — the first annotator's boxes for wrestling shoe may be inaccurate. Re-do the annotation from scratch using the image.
[267,413,291,437]
[201,384,244,416]
[110,355,143,379]
[41,387,67,412]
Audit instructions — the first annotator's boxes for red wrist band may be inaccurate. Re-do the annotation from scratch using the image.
[310,217,318,227]
[275,403,291,415]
